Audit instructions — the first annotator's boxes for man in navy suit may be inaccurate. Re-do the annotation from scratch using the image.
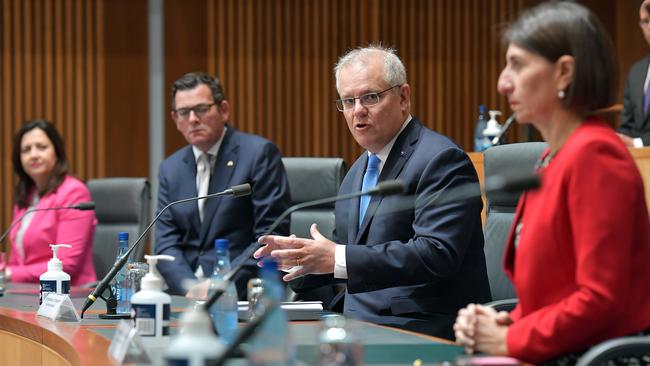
[255,46,490,339]
[619,0,650,147]
[155,72,290,297]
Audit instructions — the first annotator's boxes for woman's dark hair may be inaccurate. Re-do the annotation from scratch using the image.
[12,120,68,208]
[503,1,618,116]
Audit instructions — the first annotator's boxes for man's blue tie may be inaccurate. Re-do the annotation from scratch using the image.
[359,153,380,229]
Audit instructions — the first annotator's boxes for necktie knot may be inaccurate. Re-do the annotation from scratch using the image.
[367,154,380,172]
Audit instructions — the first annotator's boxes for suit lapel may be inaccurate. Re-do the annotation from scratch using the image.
[355,120,420,243]
[637,57,650,127]
[347,157,366,245]
[199,128,238,244]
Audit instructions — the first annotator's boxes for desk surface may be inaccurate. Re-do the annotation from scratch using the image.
[0,283,464,365]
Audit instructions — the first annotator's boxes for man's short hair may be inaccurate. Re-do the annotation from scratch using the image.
[334,45,407,94]
[171,72,226,110]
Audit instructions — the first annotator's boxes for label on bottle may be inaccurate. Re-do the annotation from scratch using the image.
[132,303,156,336]
[166,358,217,366]
[132,303,170,337]
[39,280,69,305]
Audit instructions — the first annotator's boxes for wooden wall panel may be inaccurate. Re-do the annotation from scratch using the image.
[0,0,105,238]
[192,0,525,167]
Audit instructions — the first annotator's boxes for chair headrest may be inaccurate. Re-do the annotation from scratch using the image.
[87,178,150,223]
[282,157,347,206]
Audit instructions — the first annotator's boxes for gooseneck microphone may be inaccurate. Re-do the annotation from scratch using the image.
[492,114,516,146]
[201,179,406,311]
[79,183,252,318]
[0,201,96,252]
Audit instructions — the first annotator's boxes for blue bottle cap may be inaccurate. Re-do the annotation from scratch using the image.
[479,104,486,113]
[214,238,229,251]
[260,258,278,273]
[118,231,128,242]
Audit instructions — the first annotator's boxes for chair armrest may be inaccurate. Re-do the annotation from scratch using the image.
[485,298,518,312]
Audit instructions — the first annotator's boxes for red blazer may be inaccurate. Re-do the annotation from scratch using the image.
[504,119,650,363]
[9,175,97,285]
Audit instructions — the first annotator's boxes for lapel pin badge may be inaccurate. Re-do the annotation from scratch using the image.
[227,160,234,167]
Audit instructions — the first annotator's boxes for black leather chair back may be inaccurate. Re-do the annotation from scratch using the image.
[87,177,150,279]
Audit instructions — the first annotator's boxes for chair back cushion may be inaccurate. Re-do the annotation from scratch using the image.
[87,177,150,279]
[483,142,547,300]
[282,157,346,239]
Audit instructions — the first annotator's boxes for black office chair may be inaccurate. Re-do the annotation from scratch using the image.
[576,336,650,366]
[281,157,347,304]
[483,142,547,311]
[87,177,151,279]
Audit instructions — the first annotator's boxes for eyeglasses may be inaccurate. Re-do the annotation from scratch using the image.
[335,85,401,112]
[173,102,217,120]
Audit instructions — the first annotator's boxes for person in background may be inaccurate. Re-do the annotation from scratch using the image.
[5,120,97,285]
[454,2,650,364]
[154,72,291,297]
[618,0,650,147]
[255,45,490,340]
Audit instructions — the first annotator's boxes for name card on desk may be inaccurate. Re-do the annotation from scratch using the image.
[36,293,80,322]
[108,320,151,364]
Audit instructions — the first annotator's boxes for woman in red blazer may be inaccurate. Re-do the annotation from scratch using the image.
[4,120,97,285]
[454,2,650,364]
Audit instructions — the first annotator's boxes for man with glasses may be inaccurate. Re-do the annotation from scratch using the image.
[619,0,650,147]
[255,46,490,339]
[155,72,290,297]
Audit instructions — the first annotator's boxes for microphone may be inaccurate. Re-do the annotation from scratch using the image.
[0,201,96,252]
[492,114,516,145]
[79,183,252,318]
[201,179,406,311]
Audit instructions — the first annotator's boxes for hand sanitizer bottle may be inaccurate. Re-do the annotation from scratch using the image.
[130,254,174,353]
[164,308,225,366]
[39,244,72,305]
[481,110,503,150]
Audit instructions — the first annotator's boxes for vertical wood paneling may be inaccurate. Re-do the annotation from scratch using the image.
[201,0,522,165]
[0,0,105,238]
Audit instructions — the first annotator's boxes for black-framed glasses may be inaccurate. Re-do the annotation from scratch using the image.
[173,102,217,120]
[335,85,401,112]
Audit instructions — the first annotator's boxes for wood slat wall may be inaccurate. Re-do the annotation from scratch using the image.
[198,0,524,164]
[0,0,105,237]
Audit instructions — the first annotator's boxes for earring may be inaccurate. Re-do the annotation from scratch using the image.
[558,90,566,99]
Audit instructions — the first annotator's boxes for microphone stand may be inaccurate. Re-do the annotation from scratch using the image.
[80,184,251,318]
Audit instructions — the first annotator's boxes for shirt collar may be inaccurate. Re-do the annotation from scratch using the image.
[366,115,412,172]
[192,126,227,163]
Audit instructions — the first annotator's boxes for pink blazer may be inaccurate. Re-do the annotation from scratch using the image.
[9,175,97,285]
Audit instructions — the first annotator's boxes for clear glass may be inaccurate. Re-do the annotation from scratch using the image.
[246,278,264,321]
[127,262,149,294]
[0,252,6,293]
[317,314,363,366]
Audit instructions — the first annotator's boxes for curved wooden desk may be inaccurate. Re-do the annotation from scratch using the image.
[0,285,113,366]
[0,283,463,365]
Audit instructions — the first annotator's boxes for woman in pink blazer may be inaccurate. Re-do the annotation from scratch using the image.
[454,2,650,364]
[4,120,96,285]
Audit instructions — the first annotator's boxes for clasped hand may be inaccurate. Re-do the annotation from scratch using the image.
[453,303,511,356]
[254,223,336,281]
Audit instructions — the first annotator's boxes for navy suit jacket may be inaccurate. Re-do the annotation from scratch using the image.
[154,125,291,296]
[295,118,491,339]
[620,55,650,145]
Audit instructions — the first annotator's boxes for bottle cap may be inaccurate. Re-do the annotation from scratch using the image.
[48,244,72,271]
[118,231,129,243]
[483,110,503,136]
[260,258,278,275]
[214,239,229,252]
[141,254,174,290]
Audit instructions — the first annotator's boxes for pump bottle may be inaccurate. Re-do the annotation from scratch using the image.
[164,309,225,365]
[481,110,503,150]
[130,254,174,351]
[39,244,72,304]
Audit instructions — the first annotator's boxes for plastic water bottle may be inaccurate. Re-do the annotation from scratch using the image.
[209,239,238,345]
[114,231,131,314]
[473,105,490,152]
[247,259,295,366]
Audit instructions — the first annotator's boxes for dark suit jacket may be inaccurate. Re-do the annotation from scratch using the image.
[294,118,491,339]
[154,125,291,296]
[620,55,650,145]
